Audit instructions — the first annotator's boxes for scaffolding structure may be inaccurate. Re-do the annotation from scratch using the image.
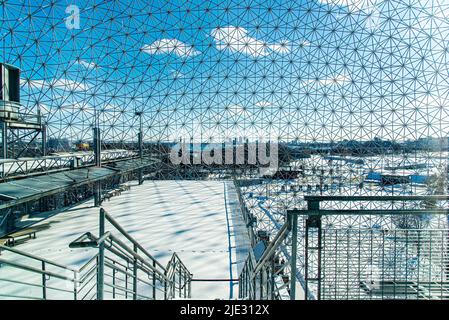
[238,194,449,300]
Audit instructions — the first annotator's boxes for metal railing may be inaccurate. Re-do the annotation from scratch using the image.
[238,195,449,300]
[0,208,192,300]
[0,149,137,181]
[234,177,257,246]
[0,101,21,121]
[165,253,192,299]
[238,212,296,300]
[70,208,192,300]
[0,245,78,300]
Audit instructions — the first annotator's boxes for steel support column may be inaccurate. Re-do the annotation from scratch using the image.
[93,127,101,167]
[289,211,298,300]
[136,111,143,159]
[94,181,101,207]
[138,131,143,159]
[133,243,138,300]
[1,121,7,159]
[41,125,46,156]
[138,169,143,185]
[97,208,105,300]
[305,200,322,300]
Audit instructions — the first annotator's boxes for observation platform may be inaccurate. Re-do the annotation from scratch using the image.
[0,156,158,210]
[0,180,251,299]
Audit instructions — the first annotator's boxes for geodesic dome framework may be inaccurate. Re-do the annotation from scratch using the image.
[1,0,449,301]
[1,0,448,150]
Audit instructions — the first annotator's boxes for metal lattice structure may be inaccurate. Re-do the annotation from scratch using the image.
[0,0,449,300]
[1,1,448,150]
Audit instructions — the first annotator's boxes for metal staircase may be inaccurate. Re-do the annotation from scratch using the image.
[0,208,192,300]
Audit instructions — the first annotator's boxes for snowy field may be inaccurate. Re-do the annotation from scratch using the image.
[0,180,250,300]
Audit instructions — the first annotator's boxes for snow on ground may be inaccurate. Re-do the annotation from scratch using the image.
[0,180,250,300]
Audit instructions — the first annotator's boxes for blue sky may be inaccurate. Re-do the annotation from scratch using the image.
[1,0,448,143]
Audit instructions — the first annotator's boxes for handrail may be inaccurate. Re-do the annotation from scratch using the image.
[69,230,170,283]
[165,252,193,299]
[233,176,257,245]
[252,221,291,276]
[0,244,77,272]
[0,207,193,300]
[101,208,167,270]
[0,258,76,282]
[294,209,449,216]
[0,150,140,182]
[238,194,449,301]
[108,234,169,282]
[69,208,192,300]
[303,195,449,201]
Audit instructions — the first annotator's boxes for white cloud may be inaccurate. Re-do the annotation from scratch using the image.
[303,74,351,87]
[255,101,274,109]
[21,78,90,92]
[99,104,121,113]
[414,94,448,109]
[20,79,47,90]
[300,40,311,48]
[318,0,376,11]
[226,104,251,116]
[75,59,99,69]
[171,69,186,79]
[51,79,90,91]
[211,26,291,57]
[58,102,94,113]
[25,103,51,116]
[141,39,201,58]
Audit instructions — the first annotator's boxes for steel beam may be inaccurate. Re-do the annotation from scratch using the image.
[41,124,46,156]
[93,127,101,167]
[97,208,105,300]
[1,121,7,159]
[94,181,101,207]
[289,211,298,300]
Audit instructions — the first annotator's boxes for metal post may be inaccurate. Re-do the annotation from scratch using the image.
[179,266,182,298]
[153,260,156,299]
[317,218,322,299]
[42,261,47,299]
[189,138,194,166]
[1,121,7,159]
[252,271,256,299]
[139,113,143,159]
[184,270,187,298]
[94,181,101,207]
[304,219,309,300]
[164,272,167,300]
[125,267,128,299]
[97,208,105,300]
[112,261,116,299]
[188,274,192,298]
[73,271,78,300]
[289,211,298,300]
[41,124,47,156]
[138,168,143,185]
[133,244,137,300]
[270,258,275,299]
[304,200,322,300]
[93,127,101,167]
[245,267,248,298]
[134,111,143,159]
[233,138,236,167]
[138,131,143,159]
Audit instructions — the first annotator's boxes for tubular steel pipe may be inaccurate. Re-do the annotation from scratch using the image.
[289,212,298,300]
[97,207,105,300]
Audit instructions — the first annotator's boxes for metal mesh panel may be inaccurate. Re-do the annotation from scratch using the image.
[321,228,449,299]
